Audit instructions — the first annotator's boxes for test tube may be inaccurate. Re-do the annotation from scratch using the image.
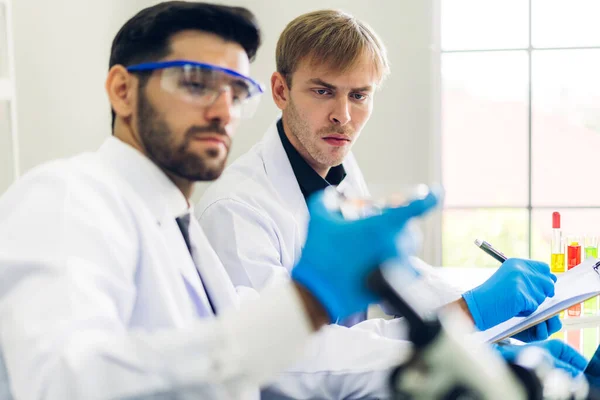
[585,235,599,259]
[550,213,566,323]
[551,212,565,273]
[567,235,582,317]
[567,235,583,350]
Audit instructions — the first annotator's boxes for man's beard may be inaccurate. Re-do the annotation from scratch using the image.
[137,90,229,182]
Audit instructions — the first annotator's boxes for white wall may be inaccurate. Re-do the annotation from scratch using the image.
[11,0,149,173]
[11,0,441,263]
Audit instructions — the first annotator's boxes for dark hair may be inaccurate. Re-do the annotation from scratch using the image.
[109,1,261,128]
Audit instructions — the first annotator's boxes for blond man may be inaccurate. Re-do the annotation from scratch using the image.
[197,10,566,398]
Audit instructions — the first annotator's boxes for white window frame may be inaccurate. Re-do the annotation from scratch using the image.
[438,0,600,265]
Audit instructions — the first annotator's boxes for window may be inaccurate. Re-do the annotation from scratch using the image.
[441,0,600,268]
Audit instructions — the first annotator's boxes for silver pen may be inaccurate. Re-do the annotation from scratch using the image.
[474,239,508,264]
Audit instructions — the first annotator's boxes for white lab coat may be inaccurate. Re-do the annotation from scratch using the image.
[196,118,464,398]
[0,137,407,400]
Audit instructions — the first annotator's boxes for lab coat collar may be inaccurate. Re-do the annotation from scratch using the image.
[97,137,190,223]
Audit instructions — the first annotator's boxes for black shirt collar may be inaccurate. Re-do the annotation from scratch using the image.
[277,118,346,202]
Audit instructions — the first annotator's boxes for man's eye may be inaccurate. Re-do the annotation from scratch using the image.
[314,89,332,96]
[182,81,208,93]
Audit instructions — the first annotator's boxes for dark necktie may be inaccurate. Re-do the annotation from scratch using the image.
[176,213,217,315]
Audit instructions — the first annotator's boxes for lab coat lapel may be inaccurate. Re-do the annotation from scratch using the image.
[163,213,216,318]
[188,219,240,313]
[336,152,371,198]
[261,120,310,247]
[163,211,240,316]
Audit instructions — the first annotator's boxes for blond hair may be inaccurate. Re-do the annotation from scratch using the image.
[276,10,390,87]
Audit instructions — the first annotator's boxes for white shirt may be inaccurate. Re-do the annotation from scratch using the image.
[196,119,463,398]
[0,137,320,400]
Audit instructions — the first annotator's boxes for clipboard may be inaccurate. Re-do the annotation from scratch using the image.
[474,258,600,343]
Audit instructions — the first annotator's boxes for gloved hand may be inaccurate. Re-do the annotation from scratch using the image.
[584,343,600,387]
[462,258,557,331]
[495,340,588,377]
[511,315,562,342]
[292,189,439,322]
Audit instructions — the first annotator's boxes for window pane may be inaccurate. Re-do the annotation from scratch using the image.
[442,209,529,268]
[0,101,14,195]
[441,0,528,51]
[531,208,600,263]
[531,50,600,206]
[442,52,529,207]
[532,0,600,48]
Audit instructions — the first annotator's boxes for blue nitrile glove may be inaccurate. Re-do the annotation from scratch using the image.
[462,258,557,331]
[512,315,562,342]
[291,189,439,322]
[584,344,600,387]
[495,340,588,377]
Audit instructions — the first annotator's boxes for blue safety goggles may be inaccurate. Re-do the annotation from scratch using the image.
[127,60,264,119]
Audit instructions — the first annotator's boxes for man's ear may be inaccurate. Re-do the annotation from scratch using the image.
[106,65,136,121]
[271,71,290,111]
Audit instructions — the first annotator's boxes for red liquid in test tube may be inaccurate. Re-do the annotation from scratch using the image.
[567,240,582,317]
